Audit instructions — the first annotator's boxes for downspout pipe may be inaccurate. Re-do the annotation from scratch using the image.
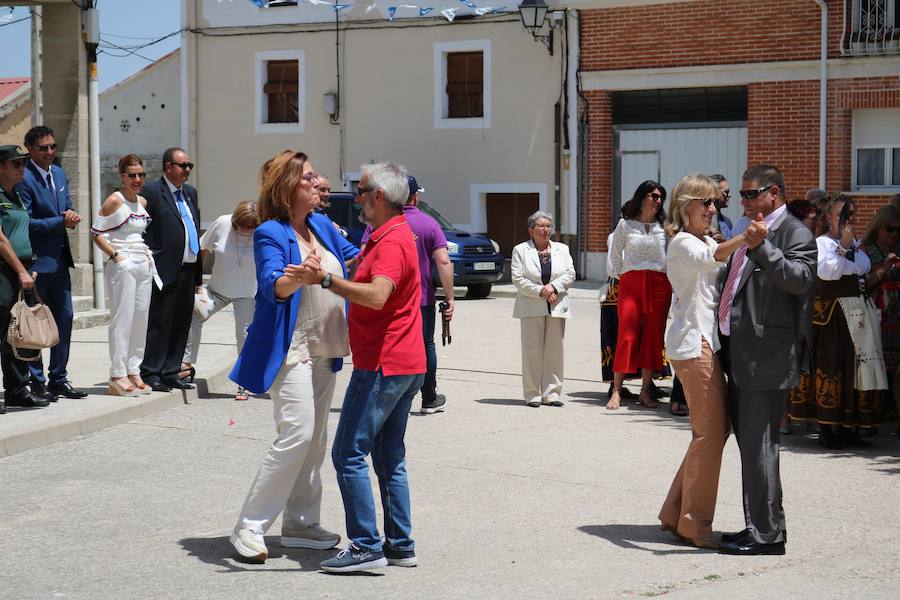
[815,0,828,190]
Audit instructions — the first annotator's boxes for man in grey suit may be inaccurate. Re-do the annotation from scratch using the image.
[716,164,816,556]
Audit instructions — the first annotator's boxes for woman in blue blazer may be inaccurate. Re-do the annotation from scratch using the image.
[228,150,359,563]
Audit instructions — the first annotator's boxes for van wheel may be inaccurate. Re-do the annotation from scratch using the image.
[466,283,492,299]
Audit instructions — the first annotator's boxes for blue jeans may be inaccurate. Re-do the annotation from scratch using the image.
[420,304,437,403]
[332,368,425,552]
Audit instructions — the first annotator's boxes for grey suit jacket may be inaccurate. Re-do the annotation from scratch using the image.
[724,209,817,391]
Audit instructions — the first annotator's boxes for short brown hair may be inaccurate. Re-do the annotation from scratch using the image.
[118,153,142,173]
[231,200,260,230]
[257,150,309,223]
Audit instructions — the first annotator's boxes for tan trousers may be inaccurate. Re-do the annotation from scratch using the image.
[658,339,729,540]
[520,316,566,404]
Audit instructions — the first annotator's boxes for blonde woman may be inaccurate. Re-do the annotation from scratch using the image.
[90,154,158,396]
[511,211,576,407]
[182,201,261,401]
[658,174,745,548]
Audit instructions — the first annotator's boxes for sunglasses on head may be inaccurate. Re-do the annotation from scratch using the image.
[885,225,900,234]
[35,143,57,152]
[739,185,774,200]
[123,172,146,180]
[168,161,194,170]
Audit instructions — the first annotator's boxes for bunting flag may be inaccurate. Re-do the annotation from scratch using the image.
[241,0,511,20]
[388,5,397,20]
[334,2,352,10]
[418,6,433,15]
[459,0,476,8]
[440,7,456,21]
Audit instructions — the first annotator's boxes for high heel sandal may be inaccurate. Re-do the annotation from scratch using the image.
[179,364,196,383]
[606,389,621,411]
[108,378,141,397]
[235,386,249,401]
[127,374,152,395]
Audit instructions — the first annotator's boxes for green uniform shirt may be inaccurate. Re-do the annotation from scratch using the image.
[0,186,33,262]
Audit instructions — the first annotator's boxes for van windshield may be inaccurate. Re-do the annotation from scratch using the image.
[417,200,454,230]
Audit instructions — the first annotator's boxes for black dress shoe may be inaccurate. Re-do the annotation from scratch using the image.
[162,378,194,390]
[819,426,843,449]
[148,380,172,392]
[47,382,88,399]
[720,528,752,544]
[0,401,6,414]
[31,382,58,402]
[838,427,873,447]
[718,539,785,556]
[6,393,51,408]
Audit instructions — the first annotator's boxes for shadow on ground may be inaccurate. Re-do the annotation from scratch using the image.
[577,524,713,556]
[178,536,324,573]
[475,398,528,407]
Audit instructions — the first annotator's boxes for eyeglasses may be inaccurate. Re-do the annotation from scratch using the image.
[532,224,553,230]
[885,225,900,234]
[301,171,319,182]
[4,158,27,169]
[168,161,194,170]
[35,143,57,152]
[648,192,663,201]
[739,185,774,200]
[357,185,375,196]
[123,172,147,180]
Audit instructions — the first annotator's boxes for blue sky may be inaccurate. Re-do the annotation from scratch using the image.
[0,1,181,91]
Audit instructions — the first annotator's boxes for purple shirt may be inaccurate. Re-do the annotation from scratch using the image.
[361,205,448,305]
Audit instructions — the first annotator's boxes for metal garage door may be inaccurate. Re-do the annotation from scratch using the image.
[615,125,748,224]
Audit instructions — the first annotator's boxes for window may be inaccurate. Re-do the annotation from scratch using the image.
[852,109,900,190]
[844,0,899,54]
[255,50,305,134]
[446,52,483,118]
[433,40,491,129]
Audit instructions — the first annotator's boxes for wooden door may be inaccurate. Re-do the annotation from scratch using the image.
[486,193,540,257]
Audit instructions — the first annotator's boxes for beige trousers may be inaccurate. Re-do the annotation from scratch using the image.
[520,316,566,404]
[658,339,729,541]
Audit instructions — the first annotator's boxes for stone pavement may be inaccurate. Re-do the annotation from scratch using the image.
[1,295,898,599]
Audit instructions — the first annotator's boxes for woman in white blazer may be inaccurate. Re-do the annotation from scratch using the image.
[511,211,576,407]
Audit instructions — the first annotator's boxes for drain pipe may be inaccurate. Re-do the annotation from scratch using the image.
[814,0,828,189]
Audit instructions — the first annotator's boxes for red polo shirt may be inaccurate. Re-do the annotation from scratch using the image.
[349,214,425,375]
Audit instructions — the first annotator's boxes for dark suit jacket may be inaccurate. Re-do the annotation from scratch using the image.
[141,176,202,287]
[16,161,74,274]
[724,208,817,391]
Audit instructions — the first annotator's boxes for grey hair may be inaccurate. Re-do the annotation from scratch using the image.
[527,210,554,229]
[362,162,408,210]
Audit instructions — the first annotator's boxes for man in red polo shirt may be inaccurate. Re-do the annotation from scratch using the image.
[296,162,425,573]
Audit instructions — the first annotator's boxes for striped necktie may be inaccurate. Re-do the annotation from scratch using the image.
[717,244,748,336]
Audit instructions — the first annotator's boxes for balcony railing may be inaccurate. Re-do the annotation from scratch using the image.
[841,0,900,56]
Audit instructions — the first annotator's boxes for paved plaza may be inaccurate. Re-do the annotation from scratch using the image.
[1,290,898,599]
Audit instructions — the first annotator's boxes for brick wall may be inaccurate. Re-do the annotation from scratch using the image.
[581,0,844,72]
[584,90,612,252]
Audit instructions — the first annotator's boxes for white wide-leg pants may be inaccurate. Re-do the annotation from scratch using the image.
[106,254,153,378]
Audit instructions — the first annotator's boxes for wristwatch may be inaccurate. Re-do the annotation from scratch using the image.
[108,252,119,263]
[321,272,333,288]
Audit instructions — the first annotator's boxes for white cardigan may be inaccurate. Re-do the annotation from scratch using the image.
[511,239,576,319]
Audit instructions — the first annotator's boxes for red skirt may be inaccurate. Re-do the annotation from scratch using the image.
[614,269,672,374]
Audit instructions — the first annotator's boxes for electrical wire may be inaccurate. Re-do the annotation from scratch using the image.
[0,15,30,28]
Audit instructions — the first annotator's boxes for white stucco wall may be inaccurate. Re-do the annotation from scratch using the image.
[187,12,565,231]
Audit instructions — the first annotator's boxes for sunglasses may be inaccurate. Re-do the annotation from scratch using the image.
[168,161,194,170]
[4,158,27,169]
[123,172,147,180]
[697,198,716,207]
[648,192,663,201]
[739,185,774,200]
[35,143,57,152]
[721,190,731,199]
[357,185,375,196]
[885,225,900,234]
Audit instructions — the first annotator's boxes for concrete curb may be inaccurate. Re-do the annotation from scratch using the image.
[0,355,236,459]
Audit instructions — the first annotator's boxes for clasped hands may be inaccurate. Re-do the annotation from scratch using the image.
[284,247,326,286]
[743,212,768,250]
[540,283,559,305]
[63,209,82,229]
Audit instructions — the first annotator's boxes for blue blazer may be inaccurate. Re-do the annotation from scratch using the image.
[16,162,74,273]
[230,213,360,394]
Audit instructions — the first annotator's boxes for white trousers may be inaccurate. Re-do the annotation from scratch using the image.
[520,315,566,403]
[183,287,254,365]
[105,254,153,378]
[235,357,336,534]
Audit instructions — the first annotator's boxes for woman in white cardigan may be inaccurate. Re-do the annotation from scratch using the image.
[511,211,576,407]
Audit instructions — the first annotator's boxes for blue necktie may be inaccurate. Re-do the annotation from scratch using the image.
[175,189,200,254]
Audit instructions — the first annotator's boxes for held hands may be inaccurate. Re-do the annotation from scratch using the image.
[540,283,560,305]
[286,246,325,286]
[743,213,768,250]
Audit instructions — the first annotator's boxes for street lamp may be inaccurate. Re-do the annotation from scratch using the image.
[518,0,553,55]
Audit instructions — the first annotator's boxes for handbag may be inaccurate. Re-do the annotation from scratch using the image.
[6,288,59,361]
[193,285,216,322]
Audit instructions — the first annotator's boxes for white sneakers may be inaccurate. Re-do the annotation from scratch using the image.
[230,528,267,563]
[281,524,341,550]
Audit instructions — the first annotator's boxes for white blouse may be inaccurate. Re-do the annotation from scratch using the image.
[202,214,257,299]
[816,235,871,281]
[664,233,726,361]
[609,218,667,278]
